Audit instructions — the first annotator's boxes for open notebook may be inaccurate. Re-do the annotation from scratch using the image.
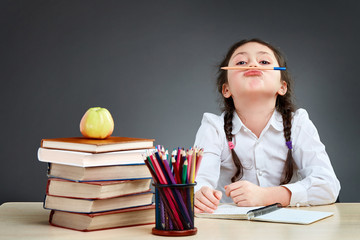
[195,203,334,224]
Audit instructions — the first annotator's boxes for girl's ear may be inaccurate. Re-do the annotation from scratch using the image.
[222,83,232,98]
[277,80,288,96]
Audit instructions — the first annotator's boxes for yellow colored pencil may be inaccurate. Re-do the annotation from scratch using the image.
[190,150,196,183]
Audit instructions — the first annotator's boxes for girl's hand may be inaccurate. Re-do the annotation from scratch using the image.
[194,186,222,213]
[224,180,266,207]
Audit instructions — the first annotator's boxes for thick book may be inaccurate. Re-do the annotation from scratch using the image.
[44,191,154,213]
[38,147,152,167]
[195,203,334,224]
[40,136,155,153]
[46,178,151,199]
[49,204,155,231]
[47,163,152,181]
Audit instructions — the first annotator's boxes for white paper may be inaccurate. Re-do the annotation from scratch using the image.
[253,208,334,224]
[212,204,259,215]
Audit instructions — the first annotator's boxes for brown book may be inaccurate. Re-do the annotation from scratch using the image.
[49,204,155,231]
[48,163,152,181]
[44,191,154,213]
[41,136,155,153]
[46,178,152,199]
[38,147,151,167]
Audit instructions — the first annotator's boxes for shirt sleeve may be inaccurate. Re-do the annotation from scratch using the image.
[282,109,341,206]
[194,113,224,193]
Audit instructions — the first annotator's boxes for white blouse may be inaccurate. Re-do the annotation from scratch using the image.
[194,108,340,206]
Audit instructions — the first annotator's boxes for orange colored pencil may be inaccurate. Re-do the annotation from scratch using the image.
[195,149,203,178]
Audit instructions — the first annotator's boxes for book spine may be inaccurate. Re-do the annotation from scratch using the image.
[45,178,51,195]
[48,210,55,225]
[49,219,155,232]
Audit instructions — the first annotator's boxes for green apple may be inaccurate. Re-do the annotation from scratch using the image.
[80,107,114,139]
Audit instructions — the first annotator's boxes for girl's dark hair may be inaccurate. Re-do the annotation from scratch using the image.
[217,38,295,184]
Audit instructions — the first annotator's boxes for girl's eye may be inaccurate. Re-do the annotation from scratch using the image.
[236,61,247,65]
[260,60,270,64]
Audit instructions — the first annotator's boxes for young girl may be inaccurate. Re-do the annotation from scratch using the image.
[194,39,340,213]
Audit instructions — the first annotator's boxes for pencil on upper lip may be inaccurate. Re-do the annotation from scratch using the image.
[221,66,286,71]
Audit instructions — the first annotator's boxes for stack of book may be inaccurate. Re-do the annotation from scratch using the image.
[37,136,156,231]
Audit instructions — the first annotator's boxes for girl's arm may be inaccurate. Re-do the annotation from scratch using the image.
[193,113,224,196]
[225,181,291,207]
[285,109,340,206]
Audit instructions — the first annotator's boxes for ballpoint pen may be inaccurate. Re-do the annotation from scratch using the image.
[246,203,282,220]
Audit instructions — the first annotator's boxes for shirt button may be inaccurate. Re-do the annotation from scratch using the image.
[257,170,263,176]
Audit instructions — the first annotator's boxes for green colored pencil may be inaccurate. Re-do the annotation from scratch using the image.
[182,160,188,184]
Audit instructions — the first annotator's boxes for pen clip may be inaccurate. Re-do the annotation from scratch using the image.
[246,203,282,220]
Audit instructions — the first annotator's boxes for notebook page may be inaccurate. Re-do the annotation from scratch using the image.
[195,204,261,219]
[212,204,260,215]
[254,208,334,224]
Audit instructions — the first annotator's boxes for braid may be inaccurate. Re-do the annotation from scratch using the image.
[223,101,244,182]
[280,112,294,184]
[224,111,244,182]
[224,111,233,141]
[277,92,296,185]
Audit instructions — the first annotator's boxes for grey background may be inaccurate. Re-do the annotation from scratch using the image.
[1,0,359,205]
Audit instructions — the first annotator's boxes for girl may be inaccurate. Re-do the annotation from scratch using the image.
[194,39,340,213]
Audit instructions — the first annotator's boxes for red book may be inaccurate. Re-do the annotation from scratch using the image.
[49,204,155,231]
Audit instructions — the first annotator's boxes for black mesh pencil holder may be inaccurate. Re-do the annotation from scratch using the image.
[152,183,197,236]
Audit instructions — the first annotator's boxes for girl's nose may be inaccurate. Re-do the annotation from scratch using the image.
[248,58,259,67]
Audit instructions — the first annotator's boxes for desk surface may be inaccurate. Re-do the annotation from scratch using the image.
[1,202,359,240]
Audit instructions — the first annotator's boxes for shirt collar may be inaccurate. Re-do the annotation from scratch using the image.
[231,110,283,135]
[270,110,284,131]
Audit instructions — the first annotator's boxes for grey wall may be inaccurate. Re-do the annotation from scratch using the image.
[1,0,359,204]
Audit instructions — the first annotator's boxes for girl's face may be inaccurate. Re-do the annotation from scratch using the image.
[222,42,287,101]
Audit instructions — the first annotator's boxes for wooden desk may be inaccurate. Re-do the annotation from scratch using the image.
[0,202,359,239]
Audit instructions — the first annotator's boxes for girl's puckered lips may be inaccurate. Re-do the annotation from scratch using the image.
[243,70,263,76]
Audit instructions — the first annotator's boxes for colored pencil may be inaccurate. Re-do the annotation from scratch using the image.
[162,158,193,227]
[171,157,180,184]
[190,150,196,183]
[186,149,193,183]
[143,146,203,230]
[182,160,188,184]
[146,157,184,229]
[221,66,286,71]
[195,149,203,178]
[144,159,180,229]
